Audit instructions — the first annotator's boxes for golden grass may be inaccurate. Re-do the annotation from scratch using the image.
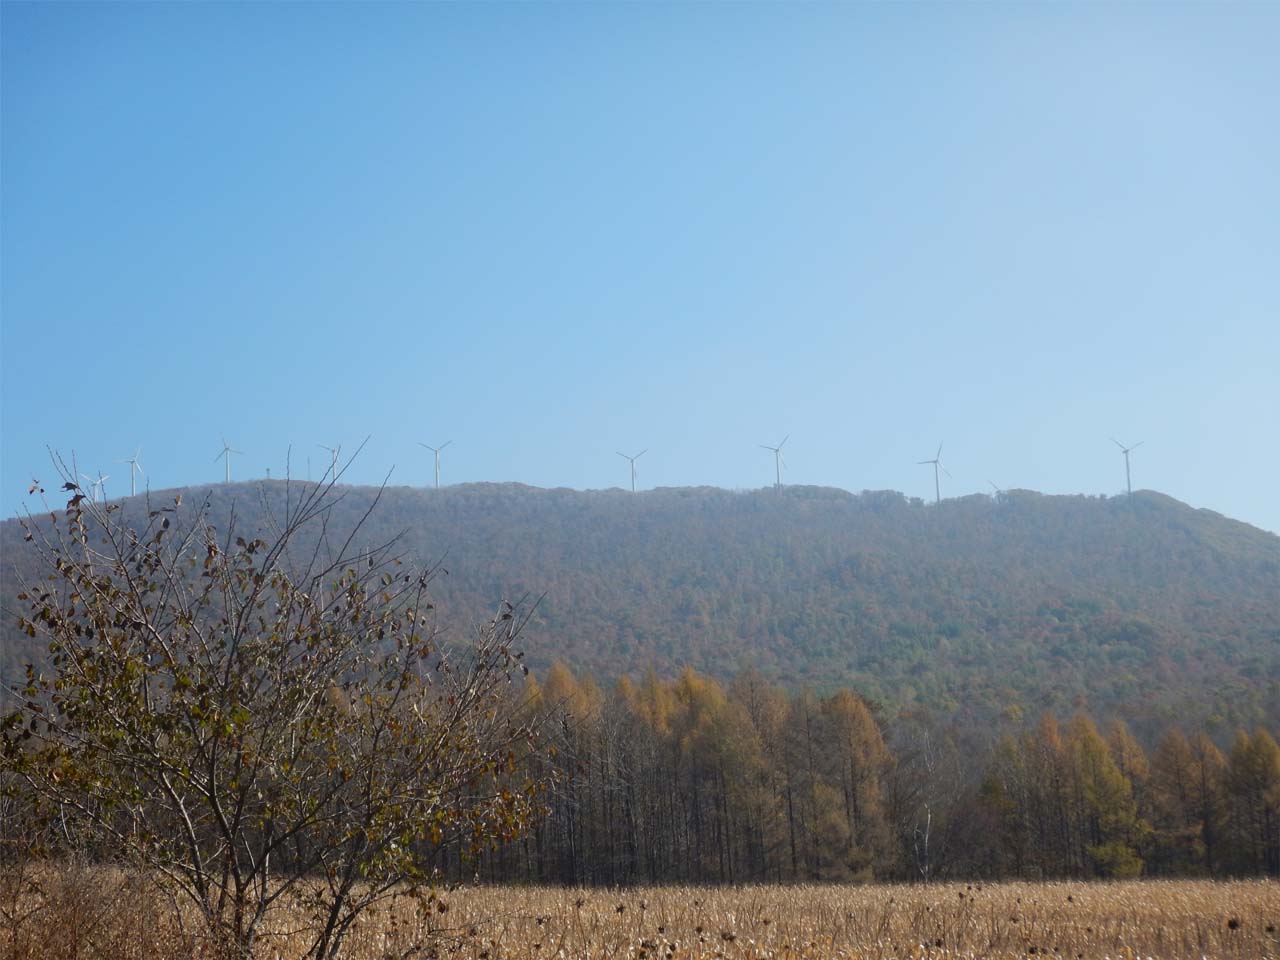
[350,880,1278,960]
[4,867,1278,959]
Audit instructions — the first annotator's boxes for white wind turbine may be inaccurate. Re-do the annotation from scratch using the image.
[759,435,788,492]
[318,443,341,480]
[215,438,242,484]
[116,447,144,496]
[1112,438,1143,495]
[81,470,109,503]
[418,441,452,490]
[616,449,647,492]
[918,442,950,505]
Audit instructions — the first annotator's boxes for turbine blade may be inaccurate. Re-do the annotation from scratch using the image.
[936,442,943,459]
[940,465,953,479]
[418,442,431,450]
[779,435,789,449]
[1112,438,1126,451]
[440,440,453,450]
[1131,440,1144,450]
[636,449,647,460]
[617,452,629,460]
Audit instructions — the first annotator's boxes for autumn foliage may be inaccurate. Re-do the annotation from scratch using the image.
[1,469,549,959]
[452,663,1280,885]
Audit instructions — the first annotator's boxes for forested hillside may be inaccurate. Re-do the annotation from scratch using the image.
[3,481,1278,734]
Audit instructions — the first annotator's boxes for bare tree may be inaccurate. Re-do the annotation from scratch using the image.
[886,709,973,883]
[1,454,548,959]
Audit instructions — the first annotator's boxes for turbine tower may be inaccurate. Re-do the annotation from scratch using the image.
[318,443,342,479]
[616,449,647,492]
[215,438,242,484]
[80,471,109,503]
[759,435,788,492]
[116,447,144,496]
[418,440,452,489]
[918,442,950,505]
[1112,438,1143,495]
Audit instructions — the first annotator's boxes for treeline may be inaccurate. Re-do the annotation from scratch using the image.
[468,665,1280,884]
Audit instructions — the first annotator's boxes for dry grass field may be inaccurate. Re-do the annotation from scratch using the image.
[2,867,1277,959]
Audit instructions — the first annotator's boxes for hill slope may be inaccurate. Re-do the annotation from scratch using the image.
[4,482,1278,733]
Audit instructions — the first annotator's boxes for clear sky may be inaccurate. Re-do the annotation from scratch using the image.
[3,2,1277,532]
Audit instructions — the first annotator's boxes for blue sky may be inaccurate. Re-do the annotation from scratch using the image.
[3,2,1277,532]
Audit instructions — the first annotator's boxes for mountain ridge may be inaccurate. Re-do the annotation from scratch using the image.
[3,481,1278,736]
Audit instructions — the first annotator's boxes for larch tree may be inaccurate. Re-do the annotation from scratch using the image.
[1068,715,1145,878]
[1149,729,1202,873]
[1225,728,1280,875]
[1189,732,1228,874]
[820,689,891,878]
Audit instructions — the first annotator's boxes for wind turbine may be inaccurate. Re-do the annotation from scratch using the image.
[418,441,452,489]
[80,471,109,503]
[318,443,341,479]
[616,449,647,492]
[918,442,950,505]
[116,447,144,496]
[759,435,788,492]
[1112,438,1143,495]
[215,438,242,484]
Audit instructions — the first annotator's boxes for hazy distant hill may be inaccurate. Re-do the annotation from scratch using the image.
[4,482,1278,734]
